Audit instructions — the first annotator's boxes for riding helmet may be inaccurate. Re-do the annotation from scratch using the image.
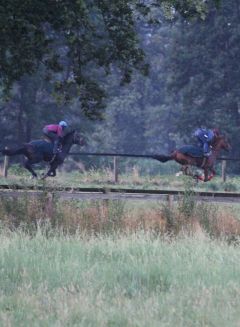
[59,121,68,127]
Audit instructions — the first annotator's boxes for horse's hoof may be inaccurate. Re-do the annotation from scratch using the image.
[208,174,214,181]
[193,174,199,182]
[197,175,205,181]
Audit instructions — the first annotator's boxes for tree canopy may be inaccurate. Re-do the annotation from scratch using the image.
[5,0,240,174]
[0,0,220,116]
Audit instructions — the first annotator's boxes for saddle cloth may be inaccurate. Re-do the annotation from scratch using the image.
[30,140,54,156]
[178,145,204,158]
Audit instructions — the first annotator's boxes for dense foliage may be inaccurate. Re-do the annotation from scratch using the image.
[3,0,240,173]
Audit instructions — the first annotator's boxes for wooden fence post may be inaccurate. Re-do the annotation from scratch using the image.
[3,147,9,178]
[221,160,227,182]
[167,194,174,209]
[113,156,118,184]
[45,192,54,219]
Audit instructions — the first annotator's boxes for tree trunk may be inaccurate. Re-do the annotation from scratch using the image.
[17,102,25,144]
[26,119,32,142]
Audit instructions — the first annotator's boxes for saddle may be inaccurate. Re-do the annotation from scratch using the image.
[43,136,63,153]
[43,136,52,143]
[178,145,204,158]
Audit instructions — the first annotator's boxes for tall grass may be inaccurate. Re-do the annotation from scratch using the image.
[0,231,240,326]
[1,179,240,325]
[1,188,240,239]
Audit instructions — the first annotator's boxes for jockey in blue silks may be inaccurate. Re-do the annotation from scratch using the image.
[193,128,219,157]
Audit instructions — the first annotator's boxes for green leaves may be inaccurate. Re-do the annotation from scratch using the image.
[0,0,221,117]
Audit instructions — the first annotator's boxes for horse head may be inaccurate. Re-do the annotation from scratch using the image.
[73,131,86,146]
[62,130,86,146]
[212,133,231,152]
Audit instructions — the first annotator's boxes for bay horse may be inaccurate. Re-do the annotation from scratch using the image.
[153,133,231,182]
[1,130,84,179]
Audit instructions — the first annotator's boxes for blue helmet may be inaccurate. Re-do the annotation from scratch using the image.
[59,121,68,128]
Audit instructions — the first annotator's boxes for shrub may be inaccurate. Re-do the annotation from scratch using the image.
[223,182,237,192]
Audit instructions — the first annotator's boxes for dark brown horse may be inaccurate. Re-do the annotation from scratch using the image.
[154,134,231,182]
[1,130,84,179]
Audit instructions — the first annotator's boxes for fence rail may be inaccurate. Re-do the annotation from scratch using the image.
[0,185,240,203]
[67,151,240,161]
[1,150,239,182]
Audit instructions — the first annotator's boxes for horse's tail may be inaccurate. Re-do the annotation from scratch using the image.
[152,154,173,162]
[1,147,27,156]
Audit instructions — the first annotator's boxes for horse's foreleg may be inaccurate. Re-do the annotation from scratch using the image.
[202,167,216,182]
[48,169,56,177]
[41,171,56,179]
[181,165,190,176]
[48,160,58,177]
[204,168,209,182]
[208,168,215,181]
[24,160,38,178]
[41,162,58,179]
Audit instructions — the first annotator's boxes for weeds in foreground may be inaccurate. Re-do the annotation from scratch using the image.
[0,176,240,239]
[0,195,238,240]
[0,194,127,235]
[160,178,240,240]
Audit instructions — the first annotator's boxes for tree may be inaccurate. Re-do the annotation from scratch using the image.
[0,0,220,117]
[166,0,240,168]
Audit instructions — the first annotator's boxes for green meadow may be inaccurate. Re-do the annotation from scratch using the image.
[0,169,240,326]
[0,231,240,327]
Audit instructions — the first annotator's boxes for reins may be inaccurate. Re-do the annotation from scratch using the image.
[48,131,76,165]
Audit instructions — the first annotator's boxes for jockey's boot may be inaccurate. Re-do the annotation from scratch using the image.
[53,141,59,155]
[203,150,212,157]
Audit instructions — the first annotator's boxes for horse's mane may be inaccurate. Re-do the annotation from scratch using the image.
[211,134,224,146]
[64,130,75,137]
[62,130,76,144]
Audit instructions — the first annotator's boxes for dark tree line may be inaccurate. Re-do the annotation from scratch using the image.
[3,0,240,172]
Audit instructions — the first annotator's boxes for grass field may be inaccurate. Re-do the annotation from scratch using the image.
[1,166,240,326]
[0,231,240,326]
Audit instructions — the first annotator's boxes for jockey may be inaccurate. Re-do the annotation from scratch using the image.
[42,121,68,154]
[193,127,217,157]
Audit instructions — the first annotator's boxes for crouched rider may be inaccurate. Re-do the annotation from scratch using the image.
[193,127,219,157]
[42,121,68,155]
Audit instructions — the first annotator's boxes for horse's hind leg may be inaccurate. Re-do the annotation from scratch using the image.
[181,165,191,176]
[181,165,200,182]
[24,159,38,178]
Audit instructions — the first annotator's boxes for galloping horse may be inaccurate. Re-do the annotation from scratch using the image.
[154,133,231,182]
[1,130,84,179]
